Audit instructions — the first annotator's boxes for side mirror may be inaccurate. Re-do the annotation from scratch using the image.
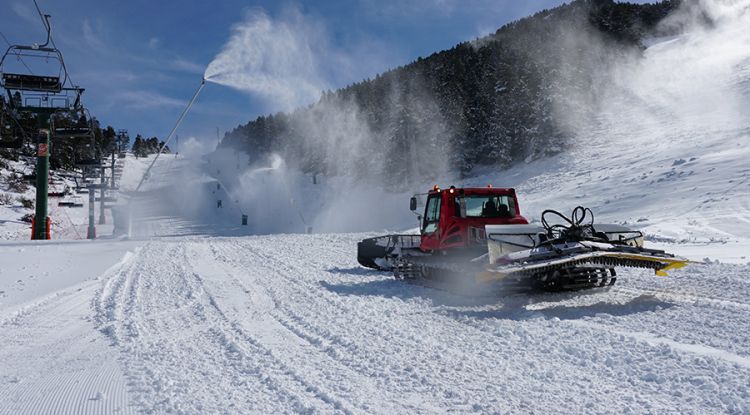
[409,196,417,211]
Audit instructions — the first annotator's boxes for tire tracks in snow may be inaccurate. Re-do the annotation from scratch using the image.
[553,280,750,359]
[209,239,469,411]
[229,234,750,414]
[213,237,634,414]
[190,240,417,414]
[187,258,359,415]
[567,319,750,369]
[89,233,750,414]
[95,240,346,414]
[1,249,135,328]
[613,285,750,312]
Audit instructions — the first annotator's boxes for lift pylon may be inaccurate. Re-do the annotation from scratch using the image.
[0,8,94,239]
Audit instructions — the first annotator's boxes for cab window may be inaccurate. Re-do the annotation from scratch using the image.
[460,195,516,218]
[422,195,441,234]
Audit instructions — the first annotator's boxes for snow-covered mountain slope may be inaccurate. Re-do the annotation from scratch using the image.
[198,17,750,260]
[0,155,119,241]
[2,146,750,413]
[0,158,37,240]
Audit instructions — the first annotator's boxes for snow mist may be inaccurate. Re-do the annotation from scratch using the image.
[501,0,750,241]
[203,6,450,233]
[550,0,750,146]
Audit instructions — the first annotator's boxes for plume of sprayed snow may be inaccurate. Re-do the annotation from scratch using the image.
[178,136,215,159]
[202,5,454,232]
[203,5,395,111]
[549,0,750,146]
[204,7,329,110]
[501,0,750,225]
[204,151,423,234]
[607,0,750,136]
[208,84,452,232]
[233,154,310,234]
[203,4,451,182]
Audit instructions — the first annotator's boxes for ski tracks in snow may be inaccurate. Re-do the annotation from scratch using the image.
[95,241,301,413]
[87,234,750,414]
[95,239,378,414]
[211,235,750,413]
[213,235,750,414]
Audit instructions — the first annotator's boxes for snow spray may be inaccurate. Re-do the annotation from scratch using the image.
[200,7,457,233]
[202,8,330,110]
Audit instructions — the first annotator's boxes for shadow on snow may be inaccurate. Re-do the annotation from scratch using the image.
[322,276,677,321]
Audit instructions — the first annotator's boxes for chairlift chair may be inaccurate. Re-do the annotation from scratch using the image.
[48,101,103,169]
[0,13,85,144]
[0,11,68,96]
[74,157,102,167]
[2,73,62,93]
[0,46,76,111]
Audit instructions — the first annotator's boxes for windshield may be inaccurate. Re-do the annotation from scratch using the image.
[422,195,441,234]
[461,195,516,218]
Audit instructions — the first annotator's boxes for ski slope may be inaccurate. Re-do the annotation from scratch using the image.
[84,235,750,414]
[2,9,750,415]
[1,149,750,414]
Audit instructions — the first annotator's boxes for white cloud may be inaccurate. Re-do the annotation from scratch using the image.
[11,2,37,24]
[82,18,105,50]
[148,37,161,49]
[172,58,205,75]
[112,90,185,109]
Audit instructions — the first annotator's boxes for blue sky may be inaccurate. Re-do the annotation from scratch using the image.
[1,0,649,149]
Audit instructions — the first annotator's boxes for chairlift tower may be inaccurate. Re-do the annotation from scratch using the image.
[116,129,128,154]
[0,10,90,239]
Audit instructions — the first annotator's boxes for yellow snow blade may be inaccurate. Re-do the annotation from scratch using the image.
[602,253,691,276]
[655,261,689,276]
[477,251,694,283]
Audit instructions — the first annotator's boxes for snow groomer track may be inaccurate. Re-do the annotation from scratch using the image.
[3,230,748,414]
